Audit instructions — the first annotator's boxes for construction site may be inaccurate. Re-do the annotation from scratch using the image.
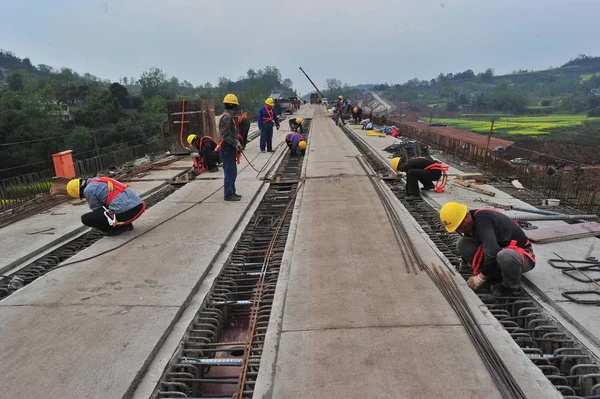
[1,87,600,399]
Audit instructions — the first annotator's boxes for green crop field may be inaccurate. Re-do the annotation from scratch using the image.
[431,115,600,137]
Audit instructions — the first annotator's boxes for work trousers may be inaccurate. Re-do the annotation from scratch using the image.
[260,125,274,152]
[457,237,536,289]
[405,169,441,196]
[81,203,144,233]
[220,145,237,199]
[200,147,219,170]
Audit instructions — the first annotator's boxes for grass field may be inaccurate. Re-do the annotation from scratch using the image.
[431,115,600,136]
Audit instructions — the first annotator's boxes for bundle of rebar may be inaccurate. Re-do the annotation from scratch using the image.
[425,264,527,399]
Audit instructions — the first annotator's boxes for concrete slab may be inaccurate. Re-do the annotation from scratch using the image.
[283,176,462,331]
[0,304,177,399]
[2,179,263,307]
[272,326,503,399]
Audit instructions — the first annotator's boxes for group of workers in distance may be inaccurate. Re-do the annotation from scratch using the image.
[64,93,306,236]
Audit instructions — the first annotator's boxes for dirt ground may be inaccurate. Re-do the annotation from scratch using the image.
[504,139,600,165]
[402,122,514,149]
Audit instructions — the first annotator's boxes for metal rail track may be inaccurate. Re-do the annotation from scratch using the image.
[151,119,311,399]
[339,122,600,398]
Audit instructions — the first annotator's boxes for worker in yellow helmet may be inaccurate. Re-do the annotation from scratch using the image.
[288,117,304,134]
[258,97,280,153]
[439,202,536,296]
[66,176,145,236]
[351,105,363,124]
[335,95,346,125]
[285,132,307,156]
[390,156,448,201]
[187,134,219,175]
[220,93,244,201]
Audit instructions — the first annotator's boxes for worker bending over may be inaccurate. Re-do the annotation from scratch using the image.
[258,97,280,153]
[220,93,244,201]
[66,176,145,236]
[440,202,536,296]
[187,134,219,174]
[352,106,363,124]
[285,132,307,156]
[288,117,304,134]
[390,157,448,200]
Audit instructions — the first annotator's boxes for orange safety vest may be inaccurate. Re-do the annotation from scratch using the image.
[470,209,535,275]
[193,136,218,175]
[96,177,146,226]
[424,162,449,193]
[262,107,274,123]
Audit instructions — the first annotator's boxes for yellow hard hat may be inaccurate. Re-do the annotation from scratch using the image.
[353,106,358,113]
[439,202,468,233]
[298,140,307,150]
[66,178,82,199]
[338,95,344,100]
[223,93,239,105]
[187,134,198,147]
[265,97,275,106]
[296,117,302,124]
[390,157,403,171]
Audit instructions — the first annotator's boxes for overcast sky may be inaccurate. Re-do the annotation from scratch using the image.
[2,0,598,95]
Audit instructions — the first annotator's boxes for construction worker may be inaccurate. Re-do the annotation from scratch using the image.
[289,117,304,134]
[390,157,448,200]
[439,202,536,296]
[285,132,307,156]
[352,106,363,124]
[237,112,250,150]
[335,95,345,125]
[66,177,145,236]
[220,93,244,201]
[258,97,280,153]
[187,134,219,174]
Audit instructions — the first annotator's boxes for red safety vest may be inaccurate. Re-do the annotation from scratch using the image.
[286,132,303,145]
[193,136,218,175]
[262,107,274,123]
[96,177,146,226]
[470,209,535,275]
[424,162,449,193]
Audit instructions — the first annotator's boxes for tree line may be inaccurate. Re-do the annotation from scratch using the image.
[0,50,295,178]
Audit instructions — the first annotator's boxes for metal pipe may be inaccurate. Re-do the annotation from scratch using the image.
[180,358,260,366]
[508,205,560,216]
[511,214,599,221]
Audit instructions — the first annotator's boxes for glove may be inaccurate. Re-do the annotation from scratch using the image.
[235,141,243,152]
[467,273,486,290]
[191,152,200,158]
[276,125,280,131]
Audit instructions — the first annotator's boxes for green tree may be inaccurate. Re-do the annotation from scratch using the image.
[139,67,167,98]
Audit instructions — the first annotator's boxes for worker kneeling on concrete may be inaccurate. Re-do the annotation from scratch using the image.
[352,106,362,124]
[390,157,448,201]
[285,132,306,156]
[67,177,145,236]
[440,202,536,296]
[288,117,304,134]
[187,134,220,175]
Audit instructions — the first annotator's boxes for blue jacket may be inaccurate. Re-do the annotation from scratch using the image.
[286,132,302,152]
[83,178,142,214]
[258,106,280,130]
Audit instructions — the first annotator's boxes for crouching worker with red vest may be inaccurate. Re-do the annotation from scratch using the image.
[187,134,220,174]
[440,202,536,296]
[390,156,448,201]
[285,132,307,156]
[66,177,145,236]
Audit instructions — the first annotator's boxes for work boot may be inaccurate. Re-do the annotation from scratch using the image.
[404,195,422,201]
[233,194,242,199]
[422,183,435,191]
[128,224,134,231]
[491,283,520,297]
[107,225,129,236]
[208,167,219,173]
[225,196,241,202]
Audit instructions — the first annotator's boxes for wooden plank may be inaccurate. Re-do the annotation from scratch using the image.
[527,222,600,244]
[456,173,485,182]
[454,180,495,197]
